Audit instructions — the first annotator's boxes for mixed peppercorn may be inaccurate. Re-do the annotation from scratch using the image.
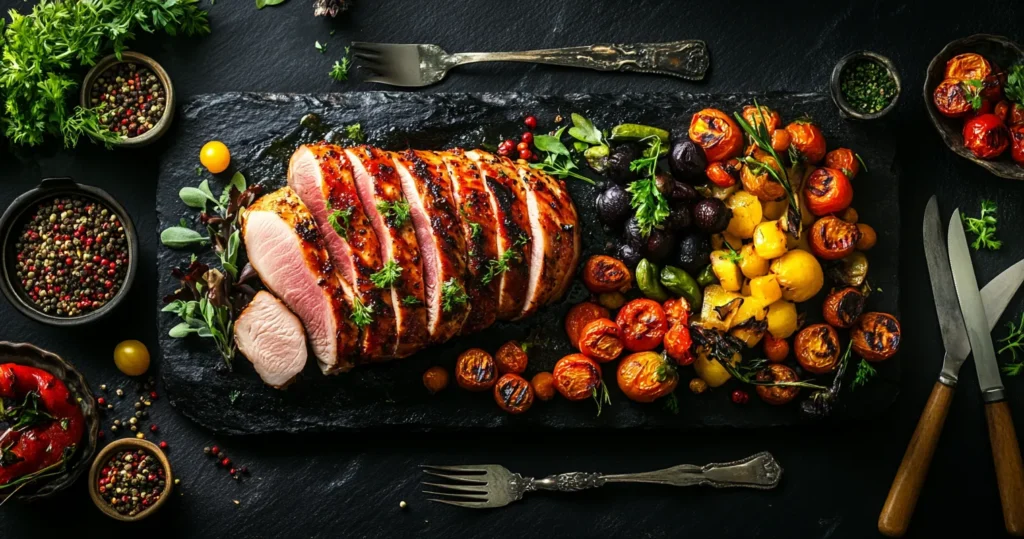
[89,62,167,138]
[96,448,166,517]
[13,195,129,317]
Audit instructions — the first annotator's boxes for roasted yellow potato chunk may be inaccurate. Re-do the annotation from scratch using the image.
[769,249,824,302]
[699,284,743,332]
[730,296,770,347]
[738,244,769,279]
[725,191,762,239]
[766,300,798,339]
[753,220,788,259]
[710,250,743,292]
[750,274,783,304]
[762,198,788,220]
[694,348,741,388]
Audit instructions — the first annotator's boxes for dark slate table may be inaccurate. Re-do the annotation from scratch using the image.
[2,1,1024,537]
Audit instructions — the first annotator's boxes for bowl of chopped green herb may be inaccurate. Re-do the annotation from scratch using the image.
[830,51,901,121]
[80,51,176,148]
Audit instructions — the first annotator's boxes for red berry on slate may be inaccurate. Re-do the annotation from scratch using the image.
[731,390,749,405]
[211,445,220,455]
[159,441,169,450]
[521,132,534,144]
[497,146,511,157]
[150,391,159,400]
[516,141,530,152]
[518,149,533,161]
[229,468,237,475]
[221,458,232,467]
[97,397,106,406]
[524,115,538,130]
[150,425,158,433]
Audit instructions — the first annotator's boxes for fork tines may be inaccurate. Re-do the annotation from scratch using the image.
[420,464,492,508]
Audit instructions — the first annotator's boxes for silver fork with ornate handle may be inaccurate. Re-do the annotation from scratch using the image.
[351,40,710,87]
[422,452,782,508]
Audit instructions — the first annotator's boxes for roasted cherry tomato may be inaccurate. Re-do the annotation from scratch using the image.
[809,216,861,261]
[663,323,694,366]
[200,141,231,174]
[578,318,625,363]
[565,302,611,346]
[982,70,1005,102]
[114,340,151,376]
[784,121,826,164]
[770,129,791,153]
[1011,103,1024,126]
[617,351,678,403]
[598,292,626,310]
[495,340,528,374]
[689,108,743,162]
[740,148,787,202]
[822,287,866,329]
[933,78,974,118]
[662,298,690,327]
[1010,124,1024,165]
[553,354,603,401]
[838,207,859,223]
[615,298,668,352]
[493,373,534,414]
[856,223,877,250]
[945,53,992,81]
[962,113,1010,159]
[763,333,790,363]
[804,167,854,216]
[824,148,861,179]
[705,159,742,188]
[995,100,1011,124]
[582,255,632,294]
[531,372,556,401]
[851,312,901,361]
[455,348,497,391]
[794,324,841,374]
[741,105,781,133]
[755,364,801,405]
[422,366,449,394]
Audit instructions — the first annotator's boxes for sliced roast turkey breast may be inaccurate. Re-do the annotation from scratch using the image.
[344,145,430,357]
[241,187,358,373]
[288,144,399,359]
[234,291,308,388]
[390,149,471,342]
[517,165,580,314]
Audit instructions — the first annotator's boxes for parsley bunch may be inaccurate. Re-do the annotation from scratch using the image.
[625,136,670,237]
[961,200,1002,251]
[0,0,210,148]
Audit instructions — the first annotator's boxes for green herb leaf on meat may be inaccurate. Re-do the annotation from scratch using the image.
[377,199,411,227]
[350,295,374,328]
[402,295,421,306]
[327,207,352,238]
[530,126,596,184]
[440,278,469,313]
[370,260,403,289]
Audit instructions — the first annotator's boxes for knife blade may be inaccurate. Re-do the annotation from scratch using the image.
[922,196,971,385]
[982,258,1024,333]
[949,208,1024,536]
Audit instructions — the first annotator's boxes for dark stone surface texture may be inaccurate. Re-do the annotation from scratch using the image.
[1,1,1024,538]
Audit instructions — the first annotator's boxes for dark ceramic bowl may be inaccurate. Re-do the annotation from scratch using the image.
[830,50,901,120]
[924,34,1024,180]
[88,438,173,521]
[0,342,100,502]
[0,178,139,326]
[79,51,175,148]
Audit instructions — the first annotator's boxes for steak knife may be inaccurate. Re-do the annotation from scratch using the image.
[879,197,1024,537]
[948,209,1024,536]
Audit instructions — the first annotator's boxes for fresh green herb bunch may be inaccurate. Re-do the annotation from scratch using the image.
[0,0,210,148]
[1005,64,1024,105]
[961,200,1002,251]
[999,312,1024,376]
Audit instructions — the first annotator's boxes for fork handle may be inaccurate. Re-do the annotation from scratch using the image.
[449,41,710,81]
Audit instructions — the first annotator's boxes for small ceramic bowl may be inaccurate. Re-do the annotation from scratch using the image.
[830,50,902,120]
[79,51,175,148]
[0,342,99,503]
[89,438,174,522]
[0,177,139,326]
[924,34,1024,180]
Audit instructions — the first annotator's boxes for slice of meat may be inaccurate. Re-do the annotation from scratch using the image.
[464,150,533,321]
[516,164,581,311]
[439,149,500,334]
[241,187,358,373]
[288,144,398,359]
[234,291,308,388]
[390,150,471,342]
[344,146,430,357]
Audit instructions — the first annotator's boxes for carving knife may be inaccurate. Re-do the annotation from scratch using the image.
[879,196,1024,537]
[947,208,1024,536]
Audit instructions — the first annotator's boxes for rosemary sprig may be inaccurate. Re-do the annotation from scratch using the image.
[851,359,878,390]
[592,380,612,417]
[722,358,829,391]
[733,101,802,237]
[999,312,1024,376]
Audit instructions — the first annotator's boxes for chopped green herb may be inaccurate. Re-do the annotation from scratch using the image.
[327,207,352,238]
[329,48,351,82]
[440,278,468,313]
[344,123,365,143]
[851,359,877,390]
[315,40,327,54]
[999,312,1024,376]
[1006,64,1024,105]
[962,79,985,110]
[961,200,1002,251]
[402,295,421,306]
[468,221,482,240]
[480,235,527,285]
[839,59,898,114]
[377,199,411,226]
[228,390,240,404]
[350,296,373,328]
[370,260,402,289]
[663,392,679,414]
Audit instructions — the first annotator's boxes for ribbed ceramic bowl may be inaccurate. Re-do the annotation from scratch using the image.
[924,34,1024,180]
[88,439,173,522]
[0,178,139,326]
[0,342,99,503]
[80,51,175,148]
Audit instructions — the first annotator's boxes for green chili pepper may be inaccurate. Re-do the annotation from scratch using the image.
[583,144,610,173]
[635,259,669,301]
[608,124,671,146]
[660,265,702,312]
[696,264,718,287]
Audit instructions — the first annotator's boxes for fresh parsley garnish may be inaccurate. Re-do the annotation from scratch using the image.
[625,136,670,237]
[402,295,421,306]
[370,260,402,289]
[327,207,352,238]
[468,221,482,239]
[962,79,984,110]
[480,234,527,285]
[961,200,1002,251]
[851,359,877,390]
[377,199,411,226]
[1006,64,1024,105]
[315,40,327,54]
[350,295,373,328]
[999,312,1024,376]
[530,126,596,184]
[228,390,241,404]
[344,123,365,143]
[440,278,468,313]
[724,241,743,264]
[329,48,351,82]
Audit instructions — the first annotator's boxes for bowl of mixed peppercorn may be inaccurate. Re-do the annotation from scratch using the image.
[80,51,174,148]
[0,178,139,326]
[88,438,173,521]
[830,50,901,120]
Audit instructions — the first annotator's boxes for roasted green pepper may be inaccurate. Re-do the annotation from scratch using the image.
[609,124,671,145]
[636,259,670,301]
[696,264,718,287]
[583,144,610,173]
[660,265,702,312]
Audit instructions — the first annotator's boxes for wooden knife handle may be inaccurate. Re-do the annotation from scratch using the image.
[985,400,1024,536]
[878,381,955,537]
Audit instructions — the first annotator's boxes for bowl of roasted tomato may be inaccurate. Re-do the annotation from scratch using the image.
[925,34,1024,179]
[0,342,100,502]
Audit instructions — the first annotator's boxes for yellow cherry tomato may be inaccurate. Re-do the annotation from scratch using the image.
[200,141,231,174]
[114,340,151,376]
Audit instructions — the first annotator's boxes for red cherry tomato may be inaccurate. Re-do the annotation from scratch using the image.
[962,113,1010,159]
[615,299,668,352]
[804,167,854,216]
[1011,124,1024,165]
[663,323,694,366]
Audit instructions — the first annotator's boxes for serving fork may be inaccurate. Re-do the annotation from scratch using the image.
[350,40,710,87]
[421,452,781,509]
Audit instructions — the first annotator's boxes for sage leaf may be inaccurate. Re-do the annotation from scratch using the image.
[169,322,198,338]
[160,226,209,248]
[568,113,602,145]
[533,135,569,156]
[256,0,287,8]
[198,180,216,200]
[179,187,211,209]
[229,172,246,194]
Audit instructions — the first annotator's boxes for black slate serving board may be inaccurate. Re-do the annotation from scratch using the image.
[157,92,900,434]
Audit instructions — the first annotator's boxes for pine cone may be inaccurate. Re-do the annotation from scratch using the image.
[313,0,352,17]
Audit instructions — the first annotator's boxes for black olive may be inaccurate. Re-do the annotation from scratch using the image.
[616,242,643,268]
[654,173,675,197]
[623,216,644,247]
[668,140,707,183]
[665,204,692,232]
[677,232,711,274]
[645,228,675,263]
[692,198,731,233]
[605,143,641,184]
[669,181,699,203]
[596,185,632,225]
